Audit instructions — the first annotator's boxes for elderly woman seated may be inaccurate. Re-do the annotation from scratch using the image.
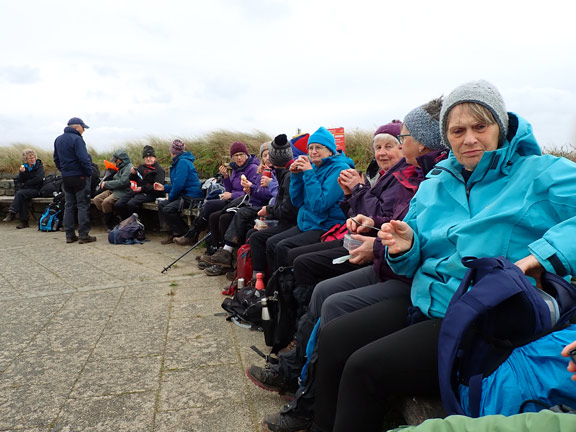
[3,149,45,229]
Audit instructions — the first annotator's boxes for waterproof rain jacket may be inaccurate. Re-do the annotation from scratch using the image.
[164,151,203,201]
[223,154,260,199]
[387,113,576,318]
[290,151,355,231]
[53,127,93,178]
[102,150,133,199]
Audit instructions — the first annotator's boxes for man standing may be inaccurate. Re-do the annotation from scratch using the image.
[53,117,96,244]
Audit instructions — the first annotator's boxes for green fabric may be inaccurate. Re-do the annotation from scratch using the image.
[387,411,576,432]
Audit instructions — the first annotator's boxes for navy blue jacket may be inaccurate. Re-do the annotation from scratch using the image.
[53,127,93,178]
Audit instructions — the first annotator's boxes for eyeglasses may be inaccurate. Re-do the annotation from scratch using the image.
[397,134,411,145]
[232,153,247,159]
[308,145,326,152]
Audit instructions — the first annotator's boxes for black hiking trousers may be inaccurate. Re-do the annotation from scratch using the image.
[312,280,442,432]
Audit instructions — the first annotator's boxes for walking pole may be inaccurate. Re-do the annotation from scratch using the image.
[161,232,211,273]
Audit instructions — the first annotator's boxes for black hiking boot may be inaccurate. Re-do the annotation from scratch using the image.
[261,410,312,432]
[79,235,97,244]
[246,365,298,397]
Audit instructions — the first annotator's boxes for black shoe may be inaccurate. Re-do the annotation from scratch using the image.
[160,235,175,245]
[261,411,312,432]
[246,365,298,396]
[16,221,30,229]
[204,264,232,276]
[79,235,97,244]
[66,235,79,244]
[197,261,211,270]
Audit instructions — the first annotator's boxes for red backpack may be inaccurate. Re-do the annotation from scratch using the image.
[222,244,253,296]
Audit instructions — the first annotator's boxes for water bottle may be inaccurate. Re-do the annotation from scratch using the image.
[237,278,245,290]
[255,272,265,290]
[261,297,271,321]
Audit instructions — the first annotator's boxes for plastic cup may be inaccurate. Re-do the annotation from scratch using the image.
[343,233,362,251]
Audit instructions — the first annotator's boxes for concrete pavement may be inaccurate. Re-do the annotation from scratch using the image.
[0,222,285,431]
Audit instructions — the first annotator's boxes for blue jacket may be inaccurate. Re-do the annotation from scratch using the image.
[164,151,203,201]
[53,127,93,178]
[290,151,355,231]
[387,113,576,318]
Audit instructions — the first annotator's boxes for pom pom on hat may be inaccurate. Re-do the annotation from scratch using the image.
[170,139,185,155]
[269,134,294,167]
[230,141,249,157]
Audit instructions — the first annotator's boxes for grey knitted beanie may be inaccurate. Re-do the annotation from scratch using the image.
[403,103,445,151]
[440,80,508,149]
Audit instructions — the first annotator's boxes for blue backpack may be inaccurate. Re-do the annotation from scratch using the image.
[438,256,576,417]
[38,193,64,232]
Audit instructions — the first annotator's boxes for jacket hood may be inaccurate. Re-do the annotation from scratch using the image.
[113,149,132,166]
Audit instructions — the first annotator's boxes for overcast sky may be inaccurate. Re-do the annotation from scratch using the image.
[1,0,575,153]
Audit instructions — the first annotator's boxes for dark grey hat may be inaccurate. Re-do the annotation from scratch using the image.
[440,80,508,149]
[269,134,293,167]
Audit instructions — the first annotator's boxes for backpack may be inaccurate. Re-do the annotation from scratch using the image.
[263,266,298,353]
[107,213,146,244]
[38,193,64,232]
[438,256,576,418]
[39,174,63,198]
[221,285,265,330]
[222,244,253,296]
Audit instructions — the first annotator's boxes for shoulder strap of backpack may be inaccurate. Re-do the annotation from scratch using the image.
[438,256,550,417]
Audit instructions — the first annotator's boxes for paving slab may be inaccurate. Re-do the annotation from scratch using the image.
[0,223,284,431]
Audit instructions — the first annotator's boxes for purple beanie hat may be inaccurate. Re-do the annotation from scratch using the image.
[373,120,403,139]
[230,141,249,157]
[170,139,185,155]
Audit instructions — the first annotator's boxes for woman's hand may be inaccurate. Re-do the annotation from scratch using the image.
[378,220,414,255]
[338,169,363,194]
[349,235,375,265]
[258,206,268,217]
[241,177,252,194]
[290,155,312,173]
[561,340,576,380]
[218,165,229,178]
[19,165,26,173]
[346,214,375,234]
[133,186,142,193]
[220,191,232,200]
[153,182,164,191]
[515,254,544,288]
[260,176,272,187]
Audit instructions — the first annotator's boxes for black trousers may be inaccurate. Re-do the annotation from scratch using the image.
[312,281,441,432]
[289,241,364,286]
[266,226,325,271]
[10,188,40,222]
[249,224,293,276]
[114,192,156,220]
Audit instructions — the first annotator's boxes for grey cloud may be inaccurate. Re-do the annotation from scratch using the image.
[0,65,41,84]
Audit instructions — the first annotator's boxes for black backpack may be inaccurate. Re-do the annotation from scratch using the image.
[221,285,265,330]
[38,193,64,232]
[263,266,298,353]
[39,174,63,198]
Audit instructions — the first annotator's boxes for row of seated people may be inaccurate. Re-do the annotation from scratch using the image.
[209,80,576,432]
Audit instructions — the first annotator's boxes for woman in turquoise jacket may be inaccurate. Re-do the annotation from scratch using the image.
[266,126,355,273]
[304,81,576,432]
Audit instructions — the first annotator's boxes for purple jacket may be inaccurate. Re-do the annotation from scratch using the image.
[372,149,449,281]
[249,171,278,207]
[223,154,260,199]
